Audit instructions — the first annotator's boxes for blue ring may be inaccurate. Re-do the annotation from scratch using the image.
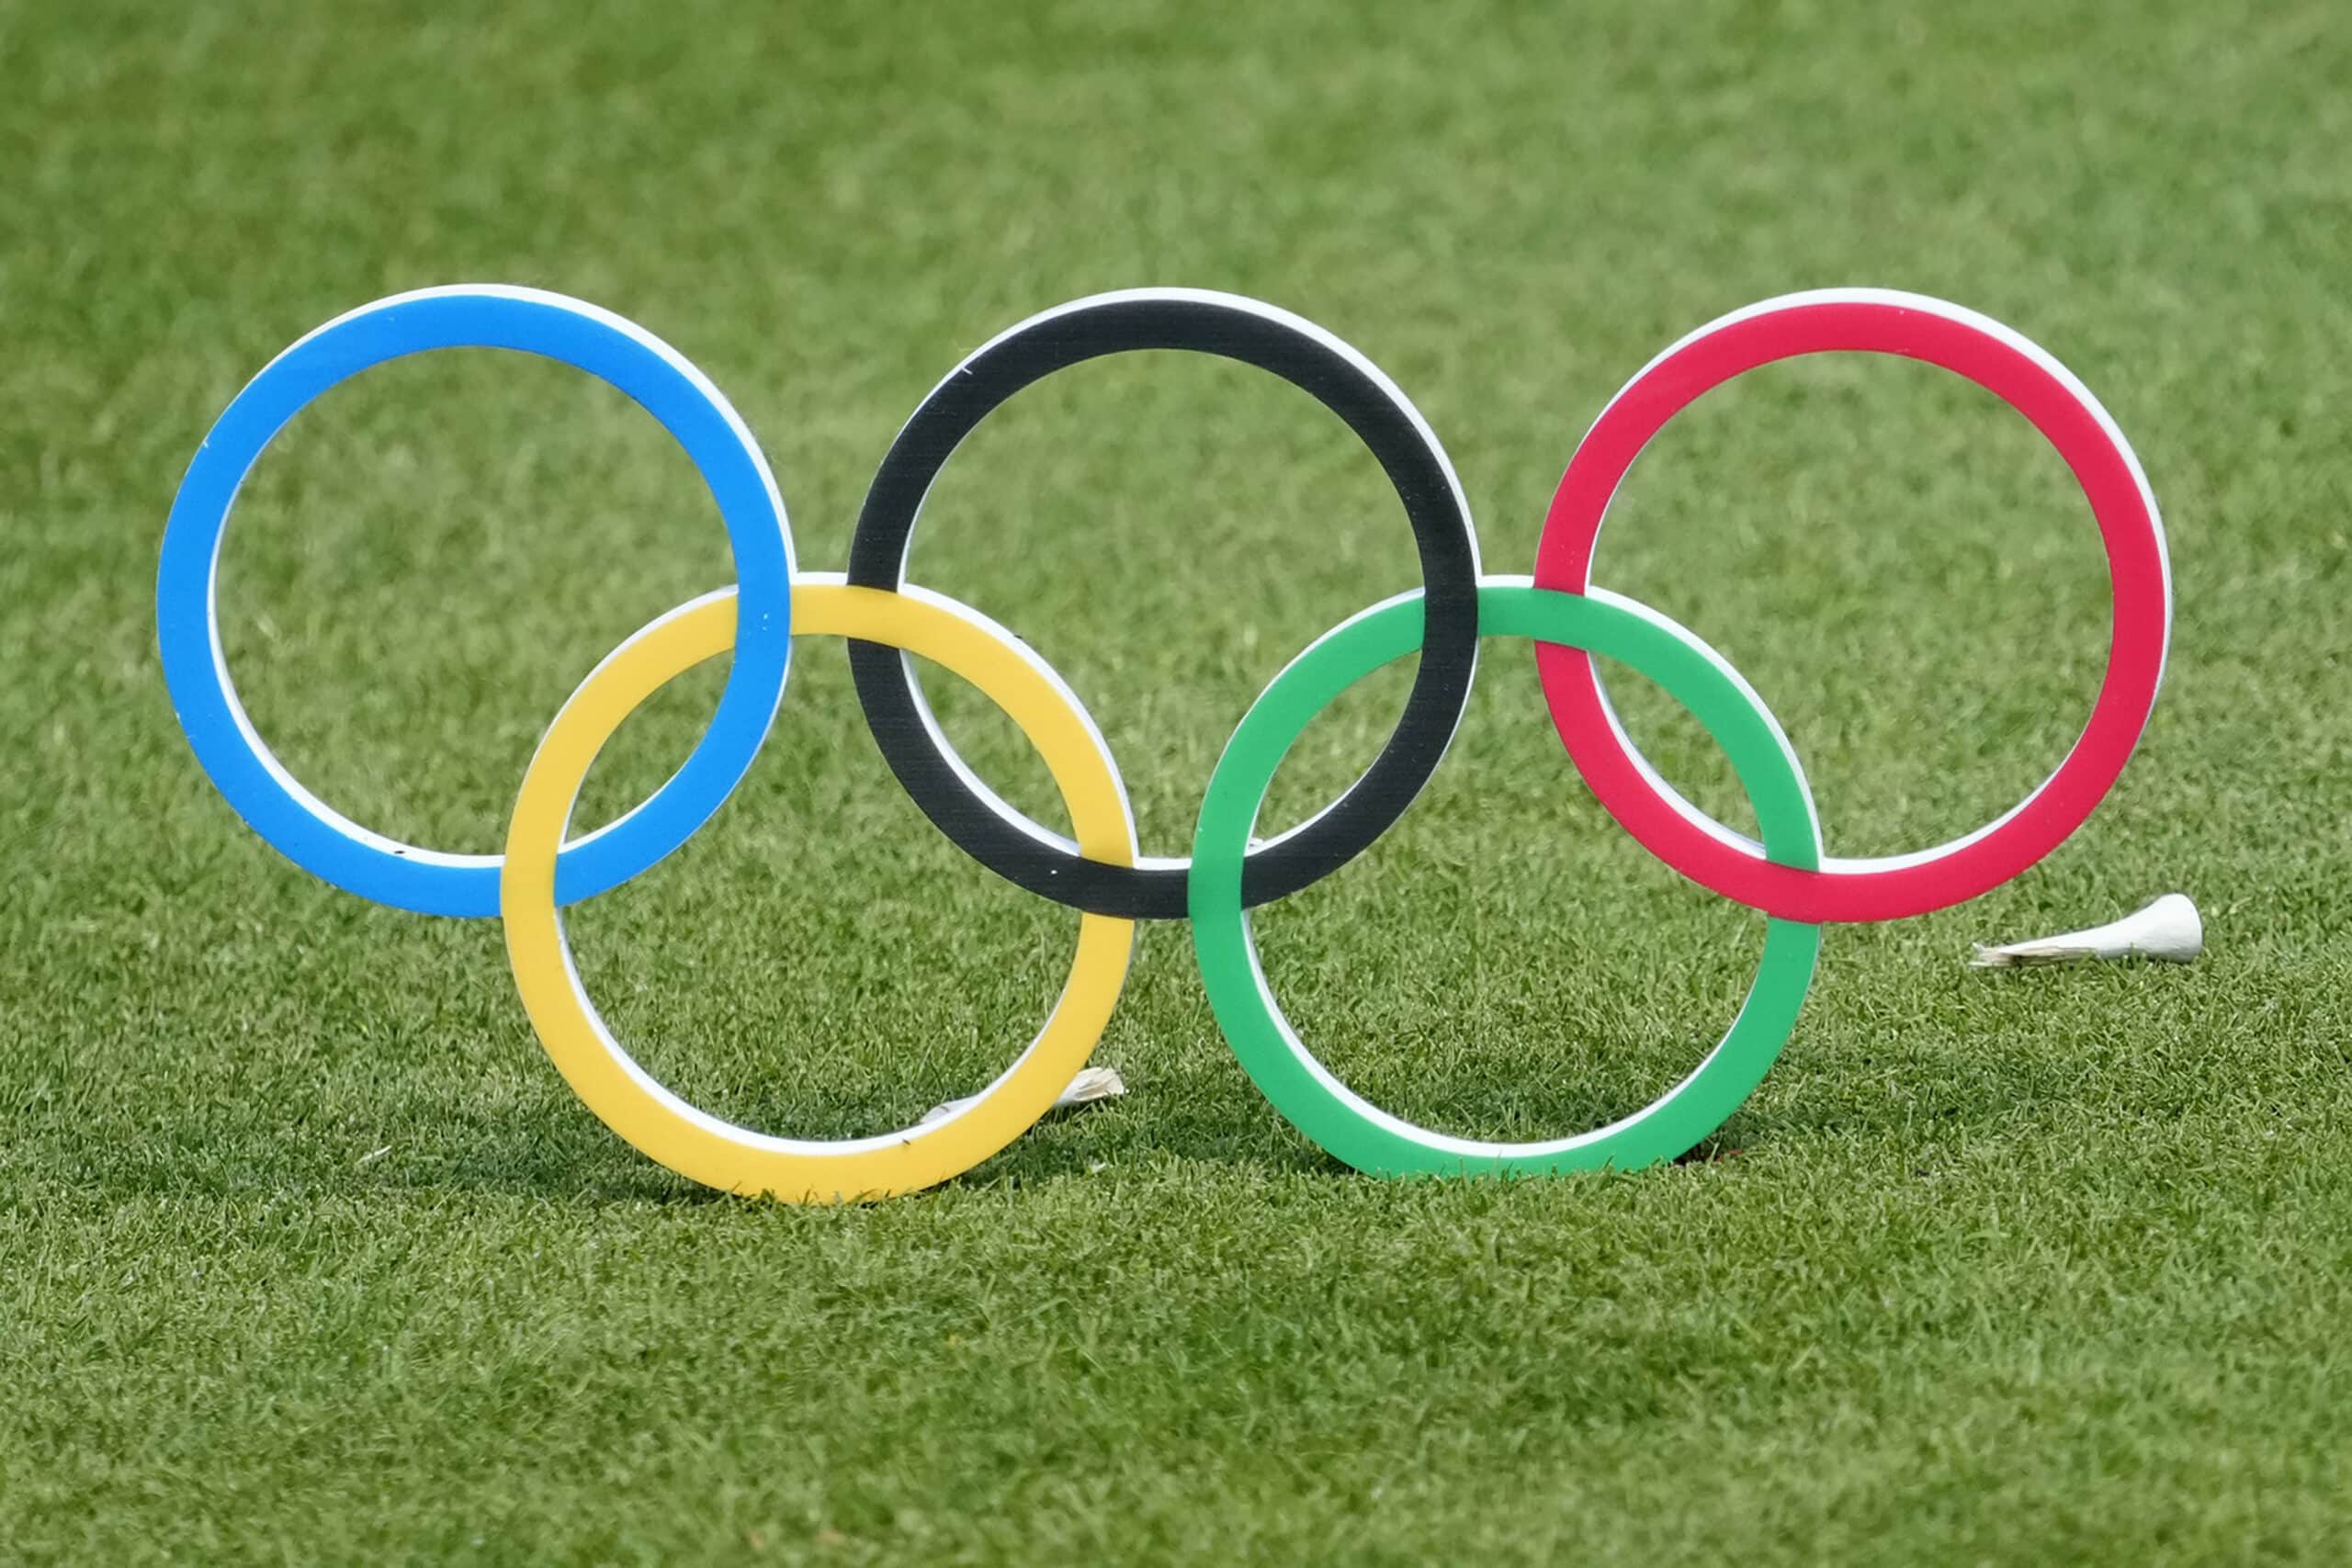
[155,287,795,917]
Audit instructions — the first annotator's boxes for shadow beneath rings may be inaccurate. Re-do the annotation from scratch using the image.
[47,1061,1973,1210]
[930,1092,1802,1191]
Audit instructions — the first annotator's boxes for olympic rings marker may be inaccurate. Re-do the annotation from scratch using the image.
[1192,580,1823,1177]
[159,284,2169,1201]
[845,288,1482,922]
[156,285,796,918]
[1532,288,2170,924]
[503,577,1136,1202]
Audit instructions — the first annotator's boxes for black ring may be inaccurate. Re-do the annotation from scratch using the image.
[845,289,1482,920]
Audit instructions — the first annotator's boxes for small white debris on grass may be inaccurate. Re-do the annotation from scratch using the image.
[357,1145,392,1167]
[920,1066,1127,1126]
[1968,893,2203,969]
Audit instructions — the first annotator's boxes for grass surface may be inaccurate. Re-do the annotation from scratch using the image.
[6,0,2352,1561]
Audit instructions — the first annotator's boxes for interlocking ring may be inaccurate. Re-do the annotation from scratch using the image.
[156,286,797,918]
[159,284,2168,1201]
[845,288,1483,920]
[503,578,1137,1201]
[1191,580,1823,1178]
[1532,288,2170,923]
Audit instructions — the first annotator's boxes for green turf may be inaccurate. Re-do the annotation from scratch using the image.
[6,0,2351,1561]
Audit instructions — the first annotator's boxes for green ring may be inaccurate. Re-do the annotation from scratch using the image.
[1189,581,1825,1178]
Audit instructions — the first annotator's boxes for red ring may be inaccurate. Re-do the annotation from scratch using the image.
[1532,291,2171,924]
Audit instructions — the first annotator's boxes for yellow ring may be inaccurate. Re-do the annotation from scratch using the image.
[500,575,1137,1202]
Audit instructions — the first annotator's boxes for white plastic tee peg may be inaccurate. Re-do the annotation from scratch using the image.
[921,1065,1127,1126]
[1968,894,2203,968]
